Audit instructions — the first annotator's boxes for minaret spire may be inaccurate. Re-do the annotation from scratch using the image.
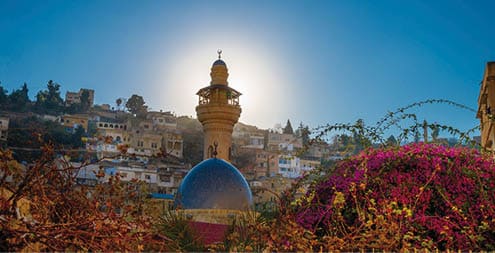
[196,51,242,161]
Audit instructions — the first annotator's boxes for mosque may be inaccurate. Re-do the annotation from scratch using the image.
[174,51,253,244]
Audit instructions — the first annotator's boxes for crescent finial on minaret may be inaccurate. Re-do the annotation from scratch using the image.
[217,49,222,59]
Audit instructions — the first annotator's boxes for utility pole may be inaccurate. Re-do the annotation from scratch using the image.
[423,120,428,143]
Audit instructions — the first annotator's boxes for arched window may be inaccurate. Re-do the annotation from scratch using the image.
[208,145,214,158]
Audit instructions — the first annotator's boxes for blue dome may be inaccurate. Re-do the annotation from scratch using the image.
[175,158,252,210]
[213,59,226,66]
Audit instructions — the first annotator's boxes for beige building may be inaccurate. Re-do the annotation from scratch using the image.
[250,175,294,204]
[267,132,303,152]
[0,117,9,142]
[146,111,177,130]
[196,54,242,161]
[161,132,183,158]
[60,114,89,132]
[237,148,279,180]
[477,62,495,152]
[127,131,163,157]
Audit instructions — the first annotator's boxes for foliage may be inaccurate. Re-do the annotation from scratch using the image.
[292,143,495,251]
[0,83,9,109]
[34,80,64,115]
[155,210,204,251]
[283,119,294,134]
[116,97,123,111]
[296,122,311,146]
[177,116,204,165]
[0,147,169,251]
[125,94,148,117]
[221,98,489,251]
[7,117,87,162]
[7,83,30,112]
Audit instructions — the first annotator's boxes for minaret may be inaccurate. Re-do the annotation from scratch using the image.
[196,50,242,161]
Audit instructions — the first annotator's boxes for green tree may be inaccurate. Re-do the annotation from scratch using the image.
[71,125,85,148]
[9,83,30,112]
[35,80,64,115]
[353,119,367,153]
[283,119,294,134]
[0,83,9,109]
[296,122,311,145]
[431,124,439,142]
[79,89,91,112]
[386,134,397,146]
[125,94,147,117]
[116,98,123,111]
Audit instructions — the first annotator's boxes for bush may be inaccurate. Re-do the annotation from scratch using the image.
[294,143,495,250]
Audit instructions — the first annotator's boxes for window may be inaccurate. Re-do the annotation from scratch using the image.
[145,175,151,180]
[151,143,158,149]
[208,145,214,158]
[160,175,171,182]
[137,141,144,147]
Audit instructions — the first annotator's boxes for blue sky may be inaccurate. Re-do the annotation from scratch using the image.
[0,0,494,136]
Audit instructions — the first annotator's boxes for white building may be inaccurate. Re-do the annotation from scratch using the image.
[278,155,301,178]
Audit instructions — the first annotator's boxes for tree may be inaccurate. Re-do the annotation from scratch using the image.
[0,83,9,109]
[386,134,397,146]
[296,122,311,145]
[352,119,367,153]
[116,98,123,111]
[35,80,64,115]
[71,125,85,148]
[125,94,147,117]
[9,83,30,112]
[283,119,294,134]
[79,89,91,112]
[431,124,439,142]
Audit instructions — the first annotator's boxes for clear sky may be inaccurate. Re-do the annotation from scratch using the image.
[1,0,494,135]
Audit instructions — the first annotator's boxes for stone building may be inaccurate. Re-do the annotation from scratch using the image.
[477,62,495,152]
[65,88,95,107]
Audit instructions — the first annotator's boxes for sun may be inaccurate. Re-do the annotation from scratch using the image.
[158,39,291,129]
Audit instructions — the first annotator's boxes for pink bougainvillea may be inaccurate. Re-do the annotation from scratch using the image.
[295,143,495,250]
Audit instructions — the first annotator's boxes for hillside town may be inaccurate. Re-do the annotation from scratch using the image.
[1,61,492,213]
[0,82,349,208]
